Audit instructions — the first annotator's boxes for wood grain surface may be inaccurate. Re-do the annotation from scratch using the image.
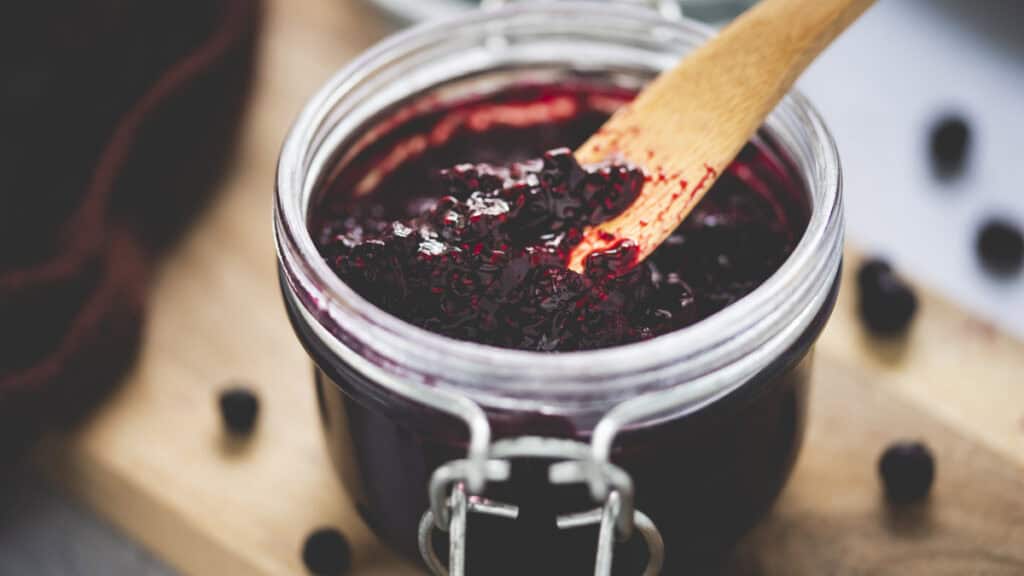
[37,1,1024,574]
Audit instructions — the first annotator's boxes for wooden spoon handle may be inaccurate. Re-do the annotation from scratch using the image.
[569,0,874,272]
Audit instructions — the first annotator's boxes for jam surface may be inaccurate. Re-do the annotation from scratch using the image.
[311,83,808,351]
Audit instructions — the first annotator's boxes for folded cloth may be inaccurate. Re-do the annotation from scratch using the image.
[0,0,262,453]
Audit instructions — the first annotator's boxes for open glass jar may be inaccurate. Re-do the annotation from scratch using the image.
[366,0,757,24]
[275,1,843,574]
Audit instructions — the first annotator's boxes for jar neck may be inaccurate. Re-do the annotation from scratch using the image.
[274,3,843,423]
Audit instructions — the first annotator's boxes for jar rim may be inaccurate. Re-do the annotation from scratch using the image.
[275,2,843,416]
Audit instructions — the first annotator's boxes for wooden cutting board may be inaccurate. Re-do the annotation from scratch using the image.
[37,0,1024,574]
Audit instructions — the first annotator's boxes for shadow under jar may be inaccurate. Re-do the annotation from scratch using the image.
[275,3,843,574]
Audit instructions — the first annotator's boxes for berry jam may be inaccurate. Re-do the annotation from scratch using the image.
[291,80,832,574]
[310,84,807,351]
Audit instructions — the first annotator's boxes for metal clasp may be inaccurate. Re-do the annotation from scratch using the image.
[418,437,664,575]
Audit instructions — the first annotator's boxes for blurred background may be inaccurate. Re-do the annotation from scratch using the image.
[1,0,1021,574]
[801,0,1024,338]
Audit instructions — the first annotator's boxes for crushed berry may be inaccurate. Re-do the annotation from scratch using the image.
[218,386,259,436]
[976,218,1023,276]
[878,441,935,504]
[930,115,970,176]
[857,258,918,336]
[311,83,806,352]
[302,527,352,575]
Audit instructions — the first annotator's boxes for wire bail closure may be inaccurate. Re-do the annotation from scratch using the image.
[418,437,664,576]
[412,320,762,576]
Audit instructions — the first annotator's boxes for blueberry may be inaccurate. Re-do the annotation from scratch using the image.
[302,527,352,575]
[976,218,1023,276]
[218,386,259,436]
[878,441,935,504]
[929,115,970,176]
[857,258,918,335]
[856,259,891,294]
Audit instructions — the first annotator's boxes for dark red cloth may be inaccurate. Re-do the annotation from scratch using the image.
[0,1,262,449]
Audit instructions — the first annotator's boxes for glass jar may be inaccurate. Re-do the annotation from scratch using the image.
[275,1,843,574]
[366,0,757,24]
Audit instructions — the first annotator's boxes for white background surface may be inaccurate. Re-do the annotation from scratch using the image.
[799,0,1024,337]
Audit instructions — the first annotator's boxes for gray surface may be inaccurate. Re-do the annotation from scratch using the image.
[0,470,176,576]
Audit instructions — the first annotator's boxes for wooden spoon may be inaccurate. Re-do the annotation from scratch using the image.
[567,0,874,273]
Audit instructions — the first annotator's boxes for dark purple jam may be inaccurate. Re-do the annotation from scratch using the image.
[310,84,807,351]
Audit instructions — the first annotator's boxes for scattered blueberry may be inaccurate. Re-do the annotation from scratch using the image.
[976,218,1023,276]
[857,258,918,335]
[218,386,260,436]
[878,441,935,504]
[929,115,970,176]
[302,527,351,575]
